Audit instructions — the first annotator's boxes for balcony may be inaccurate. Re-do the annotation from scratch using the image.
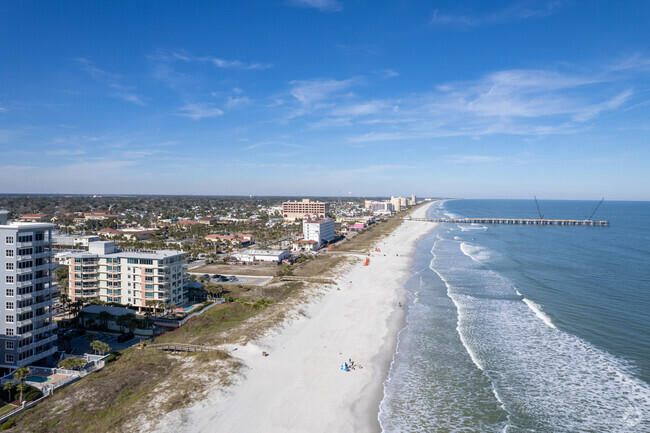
[16,299,52,314]
[16,345,58,367]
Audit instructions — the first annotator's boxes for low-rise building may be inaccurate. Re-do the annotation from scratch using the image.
[231,249,290,264]
[205,233,254,246]
[18,214,49,223]
[83,211,119,221]
[198,217,218,225]
[99,228,157,241]
[52,234,101,250]
[292,240,319,252]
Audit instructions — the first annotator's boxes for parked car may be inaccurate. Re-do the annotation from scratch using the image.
[212,274,222,278]
[202,274,210,278]
[228,276,237,281]
[117,333,134,343]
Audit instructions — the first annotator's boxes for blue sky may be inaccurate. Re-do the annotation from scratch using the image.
[1,0,649,199]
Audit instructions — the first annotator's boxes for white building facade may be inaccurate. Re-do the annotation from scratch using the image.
[0,210,58,368]
[231,249,290,263]
[302,218,335,247]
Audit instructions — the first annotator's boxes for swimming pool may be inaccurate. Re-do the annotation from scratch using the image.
[182,305,196,312]
[26,376,52,383]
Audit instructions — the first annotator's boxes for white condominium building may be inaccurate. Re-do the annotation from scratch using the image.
[303,218,336,247]
[0,210,58,368]
[67,241,187,310]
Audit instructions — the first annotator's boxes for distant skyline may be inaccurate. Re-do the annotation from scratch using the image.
[1,1,649,200]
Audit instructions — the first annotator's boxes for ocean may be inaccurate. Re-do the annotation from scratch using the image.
[379,199,650,432]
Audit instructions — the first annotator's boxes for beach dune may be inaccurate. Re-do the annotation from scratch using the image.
[157,202,437,433]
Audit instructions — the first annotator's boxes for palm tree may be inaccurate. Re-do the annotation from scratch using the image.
[98,311,111,330]
[146,300,158,315]
[59,293,70,312]
[13,367,30,403]
[125,314,137,333]
[142,311,153,328]
[3,381,14,402]
[90,340,110,356]
[115,315,128,333]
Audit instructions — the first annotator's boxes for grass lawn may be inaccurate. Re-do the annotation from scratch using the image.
[0,403,18,417]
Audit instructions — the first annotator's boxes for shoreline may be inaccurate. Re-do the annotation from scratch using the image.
[154,202,438,433]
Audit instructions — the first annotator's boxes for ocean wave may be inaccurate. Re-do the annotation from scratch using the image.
[428,238,650,432]
[460,242,492,262]
[522,298,556,329]
[459,224,488,231]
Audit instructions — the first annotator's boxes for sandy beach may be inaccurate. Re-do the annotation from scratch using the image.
[156,202,438,433]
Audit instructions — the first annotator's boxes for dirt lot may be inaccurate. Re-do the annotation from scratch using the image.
[191,264,278,276]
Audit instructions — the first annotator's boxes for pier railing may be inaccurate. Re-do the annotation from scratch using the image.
[408,217,609,227]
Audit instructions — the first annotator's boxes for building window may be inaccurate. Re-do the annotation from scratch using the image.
[5,316,14,323]
[5,341,14,350]
[6,263,13,271]
[6,302,14,310]
[5,328,14,336]
[5,276,14,284]
[5,250,13,257]
[5,236,14,244]
[6,289,14,297]
[5,354,14,363]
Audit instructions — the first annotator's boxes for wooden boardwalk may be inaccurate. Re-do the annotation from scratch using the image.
[147,343,219,353]
[409,217,609,227]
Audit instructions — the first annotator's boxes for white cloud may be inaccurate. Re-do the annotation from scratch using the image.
[331,101,386,116]
[445,154,506,164]
[164,51,272,70]
[178,103,224,120]
[430,2,562,27]
[78,59,146,105]
[289,0,343,12]
[290,78,357,106]
[227,96,251,108]
[207,57,272,70]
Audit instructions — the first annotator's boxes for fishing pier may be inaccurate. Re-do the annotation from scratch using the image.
[408,217,609,227]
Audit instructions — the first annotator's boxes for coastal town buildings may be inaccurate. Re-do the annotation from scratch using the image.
[205,233,254,246]
[0,210,58,368]
[282,199,330,221]
[66,241,187,310]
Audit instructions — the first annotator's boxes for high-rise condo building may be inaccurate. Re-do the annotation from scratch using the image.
[0,210,58,368]
[67,241,187,310]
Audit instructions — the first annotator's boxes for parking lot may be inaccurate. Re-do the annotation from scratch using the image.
[189,273,272,286]
[66,331,146,356]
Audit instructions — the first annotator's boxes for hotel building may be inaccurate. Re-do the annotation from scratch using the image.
[67,241,187,310]
[282,199,330,221]
[0,210,58,369]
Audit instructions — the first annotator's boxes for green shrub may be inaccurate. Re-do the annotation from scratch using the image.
[23,385,43,402]
[105,350,122,363]
[0,419,15,431]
